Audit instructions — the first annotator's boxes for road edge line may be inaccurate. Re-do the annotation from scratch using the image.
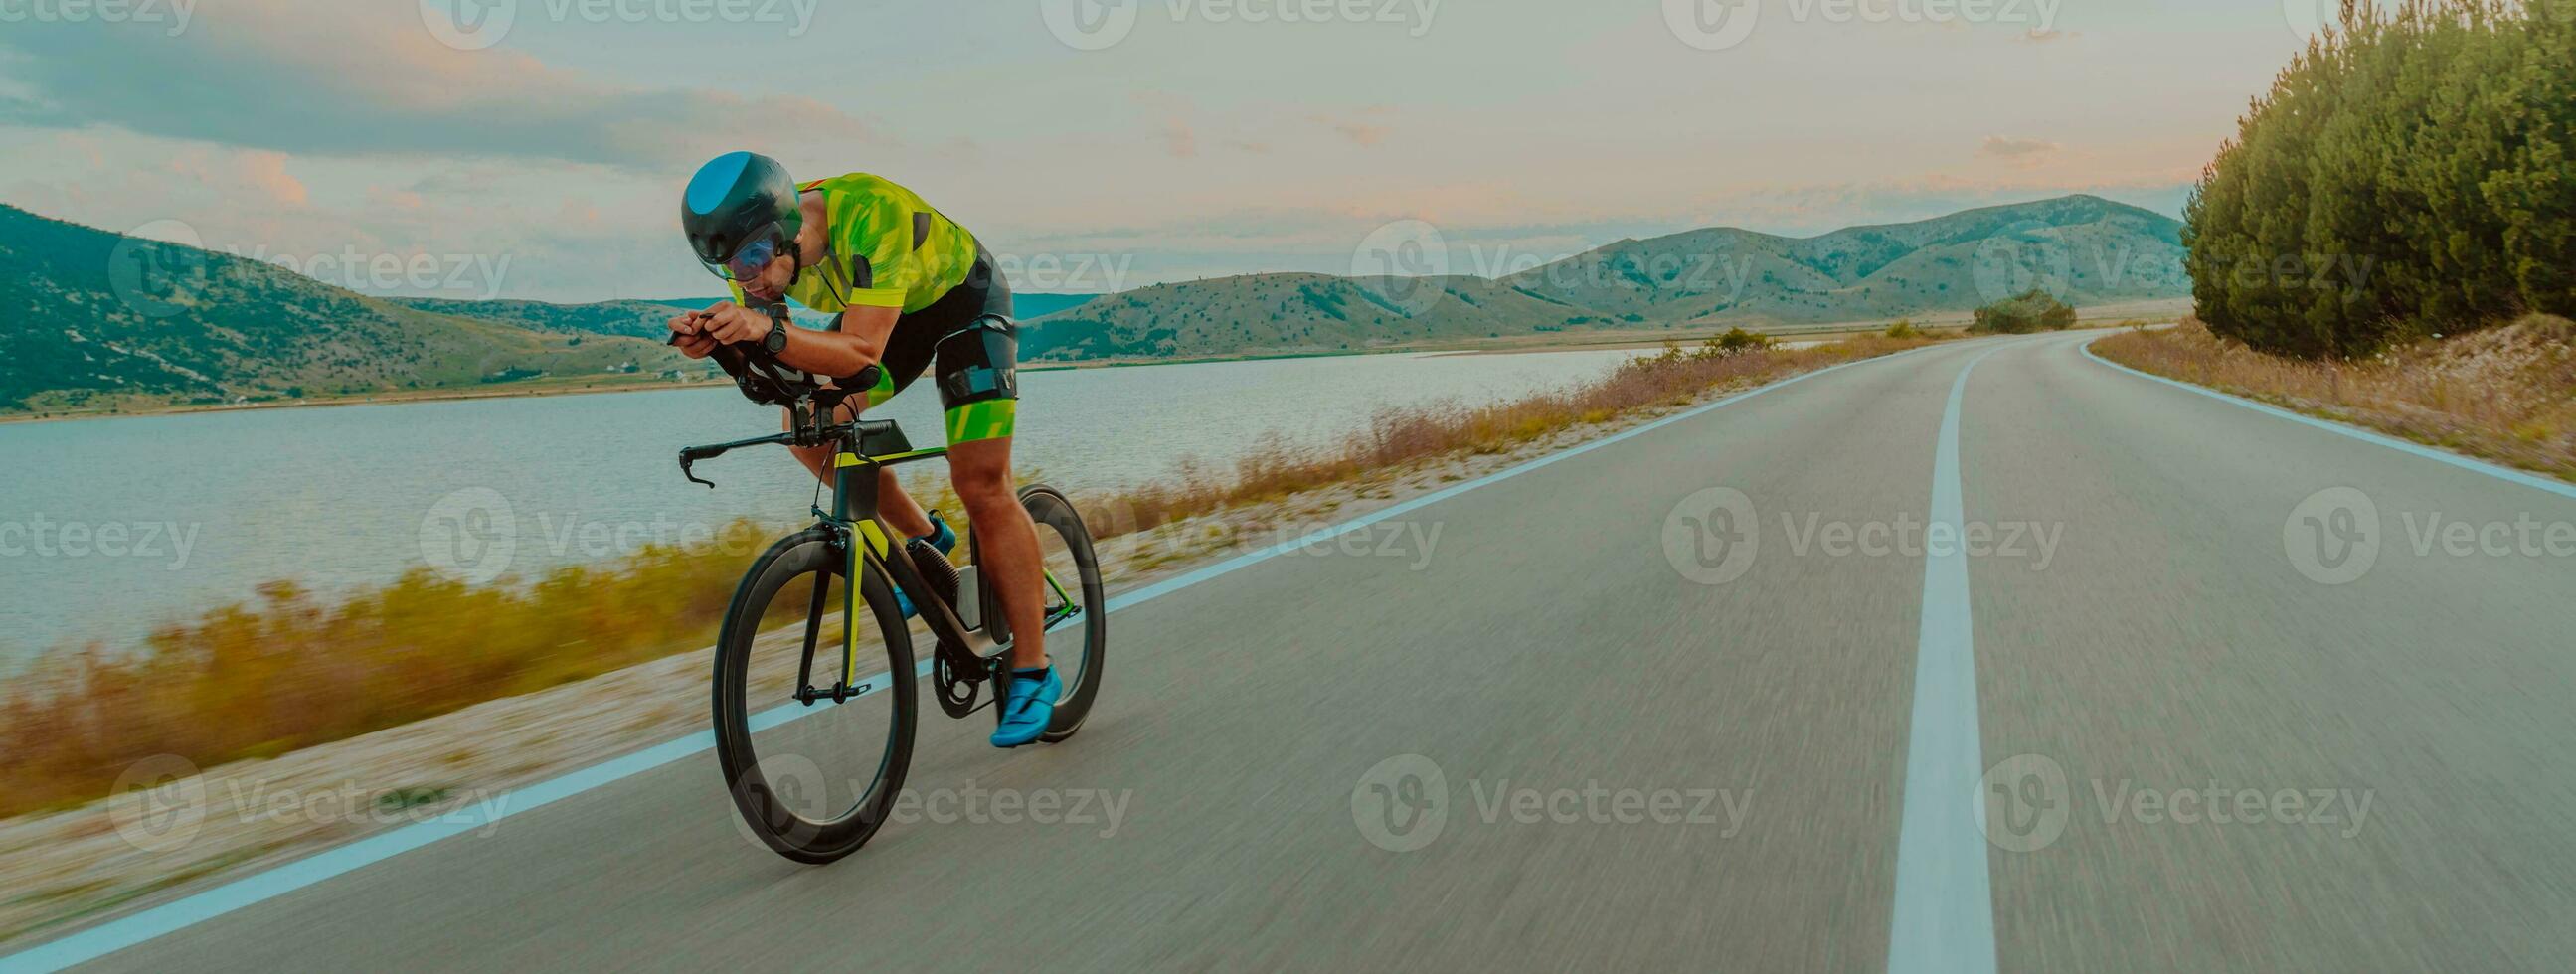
[2080,335,2576,502]
[0,343,1953,973]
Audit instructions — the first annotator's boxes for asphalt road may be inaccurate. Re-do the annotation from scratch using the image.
[25,332,2576,972]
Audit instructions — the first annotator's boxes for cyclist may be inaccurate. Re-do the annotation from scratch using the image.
[666,151,1056,747]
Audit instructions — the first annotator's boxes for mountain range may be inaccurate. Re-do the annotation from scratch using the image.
[1019,195,2186,359]
[0,196,2184,414]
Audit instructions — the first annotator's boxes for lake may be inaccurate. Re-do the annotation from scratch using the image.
[0,348,1646,661]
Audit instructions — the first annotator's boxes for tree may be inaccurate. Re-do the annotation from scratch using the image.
[2184,0,2575,358]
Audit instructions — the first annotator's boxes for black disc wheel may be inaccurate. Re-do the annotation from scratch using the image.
[712,529,917,864]
[1018,485,1107,742]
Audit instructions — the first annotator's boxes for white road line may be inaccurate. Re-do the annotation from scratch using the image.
[0,344,1953,973]
[2081,336,2576,502]
[1886,345,2004,974]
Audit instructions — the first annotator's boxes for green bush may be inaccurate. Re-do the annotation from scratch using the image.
[2184,0,2576,358]
[1970,289,2077,334]
[1706,327,1776,356]
[1885,318,1922,339]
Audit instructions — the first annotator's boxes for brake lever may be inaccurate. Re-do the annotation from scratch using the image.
[680,451,716,489]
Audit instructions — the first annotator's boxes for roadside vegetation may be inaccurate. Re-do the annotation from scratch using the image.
[2184,0,2573,358]
[0,329,1951,819]
[1968,289,2078,334]
[2104,2,2575,481]
[2094,316,2576,480]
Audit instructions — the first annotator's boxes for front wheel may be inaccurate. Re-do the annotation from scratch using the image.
[1017,485,1107,742]
[712,529,916,864]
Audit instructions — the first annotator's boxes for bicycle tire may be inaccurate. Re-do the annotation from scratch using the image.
[1020,484,1108,742]
[712,528,917,864]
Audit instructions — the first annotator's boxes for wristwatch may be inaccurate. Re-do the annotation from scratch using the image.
[761,316,790,355]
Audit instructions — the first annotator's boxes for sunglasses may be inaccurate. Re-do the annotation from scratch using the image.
[704,230,785,282]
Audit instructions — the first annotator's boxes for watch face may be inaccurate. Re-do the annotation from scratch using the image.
[765,324,789,353]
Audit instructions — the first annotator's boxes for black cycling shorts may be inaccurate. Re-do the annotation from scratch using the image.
[830,246,1020,443]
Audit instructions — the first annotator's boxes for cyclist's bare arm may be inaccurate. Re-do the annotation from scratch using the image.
[667,302,900,381]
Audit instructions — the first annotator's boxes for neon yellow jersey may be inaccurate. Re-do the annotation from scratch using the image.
[729,173,980,316]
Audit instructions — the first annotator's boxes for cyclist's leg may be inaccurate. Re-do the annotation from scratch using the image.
[785,326,939,539]
[935,316,1044,672]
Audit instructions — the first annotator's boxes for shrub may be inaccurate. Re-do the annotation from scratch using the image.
[2184,0,2576,358]
[1885,318,1922,339]
[1707,327,1776,356]
[1970,289,2077,334]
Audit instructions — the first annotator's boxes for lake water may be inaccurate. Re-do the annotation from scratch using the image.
[0,348,1644,661]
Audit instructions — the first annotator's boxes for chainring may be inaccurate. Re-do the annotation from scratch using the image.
[932,644,983,719]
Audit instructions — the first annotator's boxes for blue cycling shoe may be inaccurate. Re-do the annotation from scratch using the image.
[990,665,1060,748]
[891,512,958,620]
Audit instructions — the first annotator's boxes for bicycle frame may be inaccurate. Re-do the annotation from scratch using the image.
[683,406,1080,709]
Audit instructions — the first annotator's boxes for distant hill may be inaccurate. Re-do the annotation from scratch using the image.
[0,206,696,415]
[384,297,697,340]
[612,291,1099,322]
[1013,292,1103,319]
[1024,195,2187,361]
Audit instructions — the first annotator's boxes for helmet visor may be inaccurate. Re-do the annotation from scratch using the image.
[703,227,785,282]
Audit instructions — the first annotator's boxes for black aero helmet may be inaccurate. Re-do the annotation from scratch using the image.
[681,151,802,271]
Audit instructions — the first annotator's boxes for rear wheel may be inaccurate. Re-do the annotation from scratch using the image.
[712,529,916,864]
[1018,485,1107,742]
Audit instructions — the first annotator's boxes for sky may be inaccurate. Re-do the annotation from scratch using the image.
[0,0,2341,302]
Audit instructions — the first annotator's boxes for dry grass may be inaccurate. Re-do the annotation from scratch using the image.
[1070,333,1948,536]
[0,332,1947,819]
[2094,316,2576,480]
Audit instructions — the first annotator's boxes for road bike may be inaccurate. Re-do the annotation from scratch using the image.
[676,340,1106,863]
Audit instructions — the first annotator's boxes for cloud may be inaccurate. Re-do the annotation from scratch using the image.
[1157,118,1200,159]
[1310,111,1392,147]
[166,149,308,208]
[0,2,878,169]
[1978,136,2062,166]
